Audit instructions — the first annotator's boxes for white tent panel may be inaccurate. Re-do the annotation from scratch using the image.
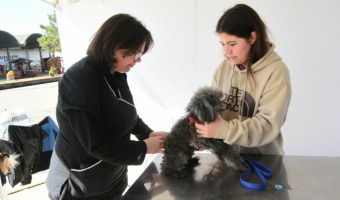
[54,0,340,157]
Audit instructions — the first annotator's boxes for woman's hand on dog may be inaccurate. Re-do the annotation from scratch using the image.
[149,131,168,138]
[195,114,222,138]
[144,131,168,154]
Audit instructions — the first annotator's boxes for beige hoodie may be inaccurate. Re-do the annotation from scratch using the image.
[212,44,291,155]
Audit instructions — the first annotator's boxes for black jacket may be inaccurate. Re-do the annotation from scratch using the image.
[53,56,152,198]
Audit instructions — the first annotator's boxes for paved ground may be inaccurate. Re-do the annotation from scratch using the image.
[1,82,155,200]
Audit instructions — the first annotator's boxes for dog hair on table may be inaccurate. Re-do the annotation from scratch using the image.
[161,87,247,178]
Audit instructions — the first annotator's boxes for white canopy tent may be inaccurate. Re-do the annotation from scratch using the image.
[46,0,340,157]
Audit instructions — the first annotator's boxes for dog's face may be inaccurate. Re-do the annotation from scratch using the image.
[186,87,225,123]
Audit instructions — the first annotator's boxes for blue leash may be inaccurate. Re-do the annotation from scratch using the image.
[240,157,273,190]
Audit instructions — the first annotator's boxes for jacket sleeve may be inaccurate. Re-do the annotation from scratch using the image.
[58,64,148,166]
[66,109,147,165]
[131,116,153,141]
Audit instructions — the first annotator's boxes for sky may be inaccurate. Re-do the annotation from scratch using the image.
[0,0,55,36]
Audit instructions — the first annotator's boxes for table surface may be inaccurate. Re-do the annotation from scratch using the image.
[122,152,340,200]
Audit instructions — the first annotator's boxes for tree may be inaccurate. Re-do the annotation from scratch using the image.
[37,11,61,57]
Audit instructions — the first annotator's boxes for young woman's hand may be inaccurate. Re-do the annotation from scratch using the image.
[195,114,222,138]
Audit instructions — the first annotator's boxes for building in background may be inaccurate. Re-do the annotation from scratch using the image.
[0,31,57,78]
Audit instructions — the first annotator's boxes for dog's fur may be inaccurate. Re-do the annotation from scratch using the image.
[161,87,247,178]
[0,153,18,175]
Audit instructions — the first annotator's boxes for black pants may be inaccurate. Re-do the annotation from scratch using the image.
[49,177,127,200]
[49,191,122,200]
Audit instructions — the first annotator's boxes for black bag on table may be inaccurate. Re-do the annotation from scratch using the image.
[7,116,59,186]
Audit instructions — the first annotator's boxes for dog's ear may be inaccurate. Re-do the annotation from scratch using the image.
[194,98,217,122]
[186,87,222,122]
[0,154,19,175]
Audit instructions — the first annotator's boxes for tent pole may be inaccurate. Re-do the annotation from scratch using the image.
[6,48,12,70]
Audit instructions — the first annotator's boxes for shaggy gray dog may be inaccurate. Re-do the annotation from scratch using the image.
[161,87,247,178]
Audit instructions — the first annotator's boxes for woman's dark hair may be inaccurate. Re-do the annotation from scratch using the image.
[87,13,153,68]
[216,4,269,65]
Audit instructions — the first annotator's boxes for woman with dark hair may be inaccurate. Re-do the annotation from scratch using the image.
[195,4,291,155]
[46,14,167,200]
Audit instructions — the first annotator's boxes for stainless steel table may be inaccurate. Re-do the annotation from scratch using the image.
[122,152,340,200]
